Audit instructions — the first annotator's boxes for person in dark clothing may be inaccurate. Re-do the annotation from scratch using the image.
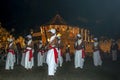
[111,40,118,61]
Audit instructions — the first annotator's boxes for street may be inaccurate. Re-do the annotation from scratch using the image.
[0,54,120,80]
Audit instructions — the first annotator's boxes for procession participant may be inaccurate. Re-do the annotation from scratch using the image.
[46,29,58,76]
[5,37,16,70]
[24,34,34,70]
[56,33,63,67]
[43,46,48,64]
[65,44,71,62]
[16,41,21,65]
[93,38,102,66]
[37,40,44,66]
[21,41,26,67]
[111,39,118,61]
[74,34,85,69]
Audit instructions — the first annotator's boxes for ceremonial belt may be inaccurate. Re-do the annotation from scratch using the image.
[94,49,99,52]
[8,49,15,55]
[49,46,58,64]
[39,50,44,55]
[76,47,85,58]
[44,50,48,53]
[76,48,83,50]
[25,48,33,61]
[94,48,99,52]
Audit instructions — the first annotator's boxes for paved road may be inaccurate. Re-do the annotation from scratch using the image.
[0,55,120,80]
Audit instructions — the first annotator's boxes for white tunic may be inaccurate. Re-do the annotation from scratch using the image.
[93,42,102,66]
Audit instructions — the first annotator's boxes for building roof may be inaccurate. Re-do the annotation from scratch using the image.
[45,14,67,25]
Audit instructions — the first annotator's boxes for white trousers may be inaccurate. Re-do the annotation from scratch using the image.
[46,48,58,76]
[93,50,102,66]
[37,52,44,66]
[66,52,71,62]
[5,52,15,70]
[24,51,34,69]
[112,50,117,61]
[74,50,84,69]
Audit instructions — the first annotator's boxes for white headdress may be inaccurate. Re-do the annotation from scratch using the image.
[94,38,98,41]
[77,34,81,37]
[48,29,56,34]
[27,34,32,39]
[39,40,42,43]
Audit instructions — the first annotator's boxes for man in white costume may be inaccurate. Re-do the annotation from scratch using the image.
[74,34,85,69]
[56,33,63,67]
[21,49,26,67]
[24,34,34,70]
[46,29,58,76]
[93,38,102,66]
[65,44,71,62]
[111,39,118,61]
[5,37,16,70]
[21,39,26,67]
[37,40,44,66]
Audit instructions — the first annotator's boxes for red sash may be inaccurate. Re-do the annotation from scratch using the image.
[25,49,33,61]
[49,46,58,64]
[82,49,85,58]
[8,49,15,55]
[45,50,48,53]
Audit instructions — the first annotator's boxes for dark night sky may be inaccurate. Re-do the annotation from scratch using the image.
[0,0,120,38]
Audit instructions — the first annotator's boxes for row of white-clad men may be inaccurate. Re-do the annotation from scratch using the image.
[5,28,103,77]
[5,34,34,70]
